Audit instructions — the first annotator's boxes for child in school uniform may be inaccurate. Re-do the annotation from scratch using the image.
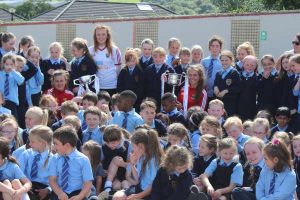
[82,140,104,196]
[111,127,163,200]
[270,107,294,138]
[151,145,194,200]
[69,38,98,95]
[21,106,48,145]
[188,111,208,155]
[0,92,11,115]
[238,55,258,121]
[140,100,167,137]
[199,115,223,139]
[77,92,98,131]
[41,42,67,92]
[0,118,22,154]
[39,94,59,127]
[223,116,250,163]
[0,137,31,200]
[235,42,255,72]
[207,99,226,126]
[192,134,217,184]
[161,92,186,125]
[252,117,270,144]
[256,55,278,115]
[117,49,144,112]
[49,126,93,200]
[144,47,175,110]
[213,50,241,117]
[162,123,189,151]
[292,135,300,198]
[291,54,300,133]
[201,35,223,101]
[200,137,244,200]
[17,35,34,59]
[98,125,131,199]
[26,46,44,107]
[232,137,265,200]
[1,54,25,120]
[51,100,79,131]
[18,125,53,200]
[0,32,16,61]
[15,55,37,129]
[190,45,203,65]
[110,90,143,133]
[256,139,296,200]
[165,38,181,68]
[139,38,154,70]
[89,25,122,96]
[82,106,104,145]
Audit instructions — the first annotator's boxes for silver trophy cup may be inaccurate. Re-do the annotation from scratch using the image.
[73,74,96,93]
[166,72,185,95]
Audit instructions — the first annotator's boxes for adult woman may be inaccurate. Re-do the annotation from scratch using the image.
[89,25,122,96]
[177,65,207,112]
[286,32,300,54]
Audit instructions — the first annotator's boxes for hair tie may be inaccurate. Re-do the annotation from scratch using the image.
[272,139,280,145]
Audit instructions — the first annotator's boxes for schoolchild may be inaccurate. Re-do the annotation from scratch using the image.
[161,92,186,125]
[235,42,255,72]
[165,37,181,68]
[82,106,103,145]
[139,38,154,70]
[0,32,16,61]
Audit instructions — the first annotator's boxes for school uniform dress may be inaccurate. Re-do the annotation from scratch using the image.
[202,55,222,99]
[256,70,278,115]
[126,156,160,195]
[139,56,153,71]
[238,71,258,121]
[18,148,53,197]
[101,140,130,181]
[190,129,201,155]
[205,158,243,198]
[49,149,93,198]
[192,154,217,178]
[18,61,38,128]
[69,56,98,94]
[89,46,121,96]
[117,65,144,112]
[0,70,24,120]
[110,109,144,133]
[177,86,207,110]
[232,159,265,200]
[256,166,296,200]
[274,73,296,110]
[82,126,103,145]
[163,108,186,126]
[0,160,26,181]
[151,168,192,200]
[214,66,241,116]
[144,63,175,110]
[41,58,66,92]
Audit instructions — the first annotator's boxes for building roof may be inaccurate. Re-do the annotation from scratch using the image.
[0,8,25,22]
[31,0,176,21]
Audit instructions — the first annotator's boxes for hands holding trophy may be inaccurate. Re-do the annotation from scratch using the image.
[162,71,187,96]
[73,74,97,96]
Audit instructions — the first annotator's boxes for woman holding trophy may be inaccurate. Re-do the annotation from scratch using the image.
[89,25,122,97]
[177,65,207,113]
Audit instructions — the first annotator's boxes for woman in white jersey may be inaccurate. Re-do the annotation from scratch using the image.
[89,25,122,96]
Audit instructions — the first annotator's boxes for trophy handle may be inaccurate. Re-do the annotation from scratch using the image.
[73,79,81,86]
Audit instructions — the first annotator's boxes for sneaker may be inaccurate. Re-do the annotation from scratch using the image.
[97,191,109,200]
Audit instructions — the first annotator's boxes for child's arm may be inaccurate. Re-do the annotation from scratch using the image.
[13,178,32,200]
[69,181,92,200]
[127,185,152,200]
[200,173,214,195]
[11,70,25,85]
[213,183,236,199]
[49,176,68,200]
[34,66,44,85]
[21,63,38,81]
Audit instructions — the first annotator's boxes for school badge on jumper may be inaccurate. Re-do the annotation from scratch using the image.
[226,79,232,86]
[81,64,88,71]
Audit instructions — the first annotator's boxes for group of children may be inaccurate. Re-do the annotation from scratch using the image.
[0,28,299,200]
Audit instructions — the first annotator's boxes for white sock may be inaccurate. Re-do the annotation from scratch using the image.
[104,181,112,192]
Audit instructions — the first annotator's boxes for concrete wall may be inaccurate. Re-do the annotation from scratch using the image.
[3,11,300,60]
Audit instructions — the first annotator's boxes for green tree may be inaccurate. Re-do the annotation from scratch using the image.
[15,0,53,20]
[0,3,10,10]
[211,0,266,13]
[262,0,300,10]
